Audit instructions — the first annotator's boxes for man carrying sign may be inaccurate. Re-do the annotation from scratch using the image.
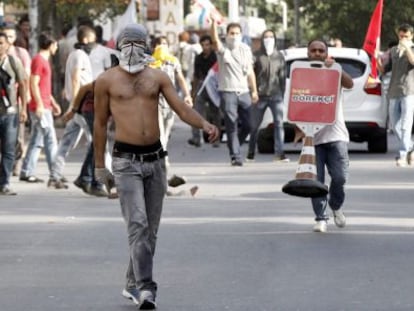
[305,39,353,233]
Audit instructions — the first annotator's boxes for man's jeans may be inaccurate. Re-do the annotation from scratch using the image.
[77,112,101,187]
[389,95,414,158]
[112,156,167,295]
[248,95,285,156]
[0,113,18,187]
[191,89,221,144]
[52,113,91,179]
[21,110,57,178]
[220,91,251,161]
[311,141,349,221]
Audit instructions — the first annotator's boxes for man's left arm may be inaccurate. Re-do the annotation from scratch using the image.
[247,65,259,103]
[16,60,27,123]
[405,46,414,65]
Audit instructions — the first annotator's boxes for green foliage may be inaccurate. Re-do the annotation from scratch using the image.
[194,0,414,49]
[287,0,414,48]
[54,0,128,26]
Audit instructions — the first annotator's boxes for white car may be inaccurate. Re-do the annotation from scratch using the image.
[257,47,387,153]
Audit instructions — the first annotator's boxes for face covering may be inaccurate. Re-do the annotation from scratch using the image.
[226,35,242,49]
[74,42,95,55]
[263,37,275,55]
[119,42,154,73]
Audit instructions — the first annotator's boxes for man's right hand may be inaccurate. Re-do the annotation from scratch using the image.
[203,122,220,143]
[95,168,115,193]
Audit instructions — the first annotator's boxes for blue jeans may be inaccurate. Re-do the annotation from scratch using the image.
[21,110,58,178]
[311,141,349,221]
[220,91,251,161]
[51,113,91,179]
[0,113,18,187]
[77,112,101,187]
[248,95,285,156]
[389,95,414,158]
[113,156,167,295]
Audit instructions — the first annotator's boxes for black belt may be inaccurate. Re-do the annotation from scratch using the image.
[112,149,167,162]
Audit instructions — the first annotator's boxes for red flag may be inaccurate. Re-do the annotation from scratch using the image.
[362,0,384,79]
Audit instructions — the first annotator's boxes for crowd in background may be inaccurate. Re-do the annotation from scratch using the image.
[1,14,413,197]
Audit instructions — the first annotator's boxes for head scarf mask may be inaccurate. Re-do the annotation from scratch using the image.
[263,37,275,56]
[226,35,242,49]
[117,24,154,73]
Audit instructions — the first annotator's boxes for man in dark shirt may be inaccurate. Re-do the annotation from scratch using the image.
[247,29,288,162]
[188,35,220,147]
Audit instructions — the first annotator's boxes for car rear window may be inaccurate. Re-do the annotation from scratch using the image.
[286,58,366,79]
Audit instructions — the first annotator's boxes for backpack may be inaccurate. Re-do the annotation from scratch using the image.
[0,56,20,110]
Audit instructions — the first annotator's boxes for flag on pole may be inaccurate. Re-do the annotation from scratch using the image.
[107,0,137,49]
[362,0,384,80]
[193,0,224,27]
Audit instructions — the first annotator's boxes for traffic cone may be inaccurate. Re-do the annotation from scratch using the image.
[282,135,328,198]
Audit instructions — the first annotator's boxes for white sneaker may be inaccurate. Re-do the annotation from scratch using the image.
[313,220,327,233]
[333,209,346,228]
[122,288,139,305]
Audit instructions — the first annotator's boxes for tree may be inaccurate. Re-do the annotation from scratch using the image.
[284,0,414,48]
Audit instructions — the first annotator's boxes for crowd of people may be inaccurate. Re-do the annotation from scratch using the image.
[1,12,413,309]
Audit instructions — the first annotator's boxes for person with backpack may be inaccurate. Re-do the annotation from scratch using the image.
[3,23,31,177]
[0,32,27,195]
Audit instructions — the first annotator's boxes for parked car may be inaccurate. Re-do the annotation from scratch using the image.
[257,47,387,153]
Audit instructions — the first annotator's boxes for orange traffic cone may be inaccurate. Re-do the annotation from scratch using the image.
[282,134,328,198]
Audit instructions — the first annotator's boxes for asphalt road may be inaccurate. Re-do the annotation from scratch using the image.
[1,120,414,311]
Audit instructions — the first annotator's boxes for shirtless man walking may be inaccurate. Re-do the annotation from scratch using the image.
[93,24,219,310]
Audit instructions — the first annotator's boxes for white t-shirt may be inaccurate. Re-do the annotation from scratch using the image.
[89,44,113,79]
[64,49,93,102]
[314,92,349,145]
[217,43,253,93]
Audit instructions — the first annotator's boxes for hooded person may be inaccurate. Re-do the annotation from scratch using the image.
[246,29,289,162]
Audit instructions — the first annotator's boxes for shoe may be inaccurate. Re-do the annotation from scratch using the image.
[168,174,186,187]
[333,209,346,228]
[47,178,69,189]
[0,186,17,195]
[88,187,108,197]
[19,175,44,183]
[60,176,68,183]
[231,159,243,166]
[122,287,139,305]
[245,153,255,162]
[139,290,157,310]
[274,154,290,162]
[313,220,327,233]
[396,157,408,167]
[73,179,92,194]
[212,141,220,148]
[407,151,414,165]
[187,138,201,147]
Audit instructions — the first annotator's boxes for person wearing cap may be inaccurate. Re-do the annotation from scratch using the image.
[93,23,219,309]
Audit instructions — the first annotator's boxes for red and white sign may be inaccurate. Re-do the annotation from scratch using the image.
[287,61,342,125]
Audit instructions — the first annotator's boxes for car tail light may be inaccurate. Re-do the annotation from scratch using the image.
[364,77,381,95]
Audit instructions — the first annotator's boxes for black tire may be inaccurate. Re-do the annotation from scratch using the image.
[257,126,274,154]
[367,131,387,153]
